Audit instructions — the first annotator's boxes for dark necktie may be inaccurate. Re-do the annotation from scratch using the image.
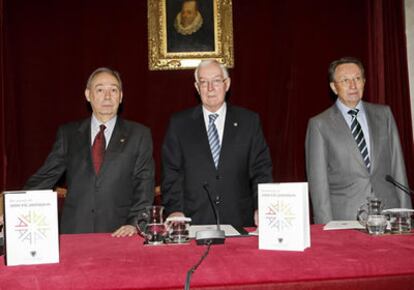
[348,109,371,171]
[92,124,106,174]
[207,114,220,168]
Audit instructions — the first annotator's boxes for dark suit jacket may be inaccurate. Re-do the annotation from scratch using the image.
[305,102,412,224]
[161,105,273,226]
[25,117,154,234]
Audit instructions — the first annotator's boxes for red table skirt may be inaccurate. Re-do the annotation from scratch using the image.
[1,225,414,289]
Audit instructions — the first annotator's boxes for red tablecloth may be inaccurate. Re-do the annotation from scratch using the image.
[1,225,414,289]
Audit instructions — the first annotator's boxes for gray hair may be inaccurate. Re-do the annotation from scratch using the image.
[194,60,229,82]
[328,57,365,82]
[86,67,123,90]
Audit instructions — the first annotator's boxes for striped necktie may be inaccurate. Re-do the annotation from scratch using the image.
[348,109,370,171]
[207,114,220,168]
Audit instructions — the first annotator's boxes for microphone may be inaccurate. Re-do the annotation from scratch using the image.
[385,175,414,196]
[195,183,225,245]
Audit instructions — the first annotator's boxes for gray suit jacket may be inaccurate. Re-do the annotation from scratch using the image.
[305,101,412,224]
[25,117,154,233]
[161,105,273,226]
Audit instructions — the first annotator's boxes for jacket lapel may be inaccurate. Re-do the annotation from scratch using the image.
[364,103,380,172]
[219,105,238,171]
[98,118,127,176]
[76,118,94,173]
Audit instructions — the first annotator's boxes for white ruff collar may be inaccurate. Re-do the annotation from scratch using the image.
[174,12,203,35]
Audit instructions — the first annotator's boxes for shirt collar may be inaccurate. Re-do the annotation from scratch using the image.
[202,102,227,118]
[91,114,117,130]
[336,99,365,116]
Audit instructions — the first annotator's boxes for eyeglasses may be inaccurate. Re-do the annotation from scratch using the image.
[93,85,121,96]
[197,78,227,89]
[334,76,364,86]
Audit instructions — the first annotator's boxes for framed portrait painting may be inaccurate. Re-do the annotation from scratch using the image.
[148,0,234,70]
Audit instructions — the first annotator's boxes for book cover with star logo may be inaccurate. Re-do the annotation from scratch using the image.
[3,190,59,266]
[258,183,310,251]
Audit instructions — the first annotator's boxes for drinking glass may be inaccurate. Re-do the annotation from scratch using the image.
[138,205,168,245]
[366,215,387,235]
[166,216,191,244]
[383,208,414,234]
[357,197,384,226]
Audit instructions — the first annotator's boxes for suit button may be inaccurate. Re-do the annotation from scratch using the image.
[216,175,221,180]
[91,209,95,213]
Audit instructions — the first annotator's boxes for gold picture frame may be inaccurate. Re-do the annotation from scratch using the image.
[148,0,234,70]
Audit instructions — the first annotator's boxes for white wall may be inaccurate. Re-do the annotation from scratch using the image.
[406,0,414,136]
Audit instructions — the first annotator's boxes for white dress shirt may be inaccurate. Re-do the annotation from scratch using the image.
[91,115,117,148]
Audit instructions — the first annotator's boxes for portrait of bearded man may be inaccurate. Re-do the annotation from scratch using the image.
[174,0,204,35]
[167,0,215,53]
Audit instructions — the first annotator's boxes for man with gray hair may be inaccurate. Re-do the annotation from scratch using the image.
[306,57,412,224]
[24,67,154,236]
[162,60,273,227]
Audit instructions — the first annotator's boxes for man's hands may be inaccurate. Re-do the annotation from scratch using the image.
[111,225,137,238]
[109,209,257,237]
[254,209,258,227]
[168,211,185,219]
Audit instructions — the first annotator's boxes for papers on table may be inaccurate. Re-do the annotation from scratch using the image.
[189,224,243,238]
[323,220,365,230]
[3,190,59,266]
[258,182,310,251]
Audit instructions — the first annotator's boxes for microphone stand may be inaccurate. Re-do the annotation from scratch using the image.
[195,184,225,245]
[385,175,414,196]
[184,241,212,290]
[183,183,225,290]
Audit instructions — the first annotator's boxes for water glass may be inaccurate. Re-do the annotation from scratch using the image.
[145,223,168,245]
[166,216,191,244]
[137,205,168,245]
[383,209,413,234]
[366,215,387,235]
[357,197,384,226]
[390,213,412,234]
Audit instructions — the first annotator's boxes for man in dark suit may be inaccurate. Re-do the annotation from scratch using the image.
[24,67,154,236]
[161,60,273,227]
[305,57,412,224]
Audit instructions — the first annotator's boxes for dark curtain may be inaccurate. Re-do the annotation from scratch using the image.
[0,0,5,189]
[367,0,414,187]
[0,0,412,192]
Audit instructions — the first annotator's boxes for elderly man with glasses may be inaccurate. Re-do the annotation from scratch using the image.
[305,57,412,224]
[161,60,273,227]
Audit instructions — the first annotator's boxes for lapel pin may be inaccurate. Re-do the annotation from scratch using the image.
[120,139,125,143]
[233,122,238,127]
